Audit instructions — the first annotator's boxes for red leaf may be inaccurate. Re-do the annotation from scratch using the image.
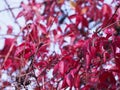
[113,36,120,48]
[82,16,88,27]
[61,79,68,89]
[3,81,11,86]
[35,61,47,67]
[34,87,41,90]
[57,26,62,33]
[53,63,59,75]
[70,69,77,78]
[38,24,47,34]
[74,75,80,88]
[15,42,35,59]
[98,71,116,89]
[38,44,48,54]
[99,71,116,83]
[74,40,84,48]
[4,59,12,69]
[68,14,76,20]
[90,46,96,58]
[0,38,15,55]
[81,85,91,90]
[65,73,73,87]
[70,65,80,78]
[7,25,13,34]
[53,29,57,36]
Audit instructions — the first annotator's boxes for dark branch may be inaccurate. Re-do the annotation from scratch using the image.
[0,6,21,12]
[4,0,21,28]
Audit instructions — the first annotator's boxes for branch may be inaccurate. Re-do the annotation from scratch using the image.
[97,5,120,33]
[0,6,21,12]
[4,0,21,28]
[32,65,41,90]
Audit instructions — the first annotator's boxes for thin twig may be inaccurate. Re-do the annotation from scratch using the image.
[0,55,21,61]
[99,20,120,31]
[3,41,15,65]
[32,65,41,90]
[103,5,120,27]
[4,0,21,28]
[0,6,21,12]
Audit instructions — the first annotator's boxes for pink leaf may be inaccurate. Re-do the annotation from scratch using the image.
[102,4,112,16]
[86,54,91,69]
[104,28,115,36]
[59,61,64,75]
[16,11,24,19]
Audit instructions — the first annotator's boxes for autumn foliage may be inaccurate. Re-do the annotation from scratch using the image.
[1,0,120,89]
